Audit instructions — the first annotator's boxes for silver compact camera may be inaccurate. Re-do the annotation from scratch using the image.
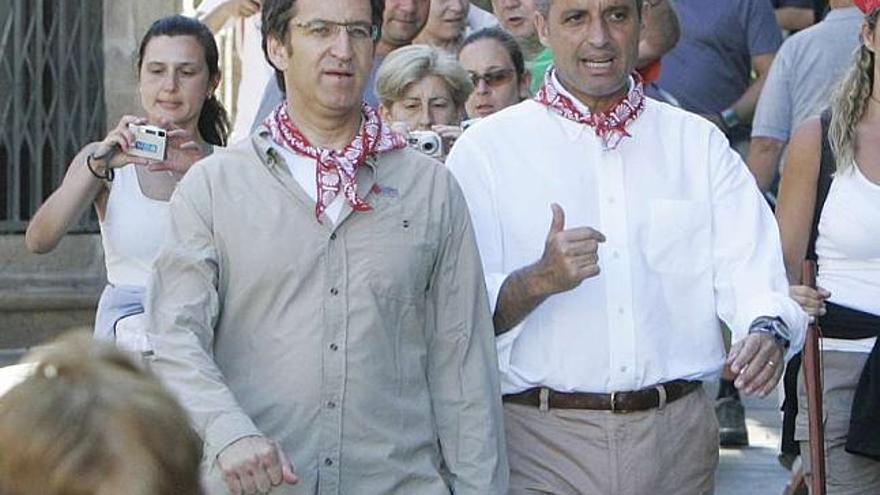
[407,130,443,159]
[127,124,167,161]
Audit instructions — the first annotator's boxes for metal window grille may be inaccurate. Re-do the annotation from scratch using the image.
[0,0,106,233]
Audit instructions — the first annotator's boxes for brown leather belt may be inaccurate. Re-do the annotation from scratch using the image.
[502,380,701,413]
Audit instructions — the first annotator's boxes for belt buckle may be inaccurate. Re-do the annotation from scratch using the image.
[610,391,619,413]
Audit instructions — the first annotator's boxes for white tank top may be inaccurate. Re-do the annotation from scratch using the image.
[816,162,880,352]
[99,165,171,287]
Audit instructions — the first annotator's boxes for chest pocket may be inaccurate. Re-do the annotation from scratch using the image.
[348,195,433,302]
[645,199,712,275]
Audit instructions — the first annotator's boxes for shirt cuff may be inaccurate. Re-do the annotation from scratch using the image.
[204,411,264,463]
[734,293,808,361]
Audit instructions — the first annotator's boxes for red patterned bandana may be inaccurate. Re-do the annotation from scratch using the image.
[534,67,646,151]
[855,0,880,14]
[265,102,406,222]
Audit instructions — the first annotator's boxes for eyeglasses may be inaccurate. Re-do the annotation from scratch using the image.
[291,18,380,42]
[468,68,516,88]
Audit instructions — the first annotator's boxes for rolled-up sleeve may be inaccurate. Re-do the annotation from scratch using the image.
[424,169,508,494]
[145,163,262,462]
[706,128,807,359]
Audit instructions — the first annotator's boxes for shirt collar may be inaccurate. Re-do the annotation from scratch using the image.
[250,125,380,172]
[549,71,637,143]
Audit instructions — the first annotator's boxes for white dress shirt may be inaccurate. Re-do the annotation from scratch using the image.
[447,88,807,395]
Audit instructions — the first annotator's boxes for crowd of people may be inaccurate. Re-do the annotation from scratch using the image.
[1,0,878,494]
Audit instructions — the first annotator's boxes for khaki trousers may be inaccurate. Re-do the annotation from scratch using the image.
[796,350,880,495]
[504,385,718,495]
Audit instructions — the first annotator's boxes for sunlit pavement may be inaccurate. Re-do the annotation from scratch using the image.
[715,383,794,495]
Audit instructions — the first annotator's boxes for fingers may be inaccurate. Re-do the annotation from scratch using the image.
[727,334,761,374]
[732,335,784,396]
[273,440,299,485]
[789,285,829,316]
[549,203,565,235]
[562,227,607,243]
[239,470,259,495]
[223,471,243,495]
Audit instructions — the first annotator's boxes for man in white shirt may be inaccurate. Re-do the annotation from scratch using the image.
[447,0,808,492]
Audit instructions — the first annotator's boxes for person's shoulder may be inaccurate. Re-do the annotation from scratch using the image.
[460,100,548,141]
[643,97,715,129]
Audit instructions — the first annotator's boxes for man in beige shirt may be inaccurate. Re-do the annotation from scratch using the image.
[145,1,507,494]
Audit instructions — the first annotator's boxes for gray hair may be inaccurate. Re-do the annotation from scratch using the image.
[375,44,474,109]
[535,0,643,16]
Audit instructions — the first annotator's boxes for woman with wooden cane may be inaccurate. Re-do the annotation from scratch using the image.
[776,0,880,492]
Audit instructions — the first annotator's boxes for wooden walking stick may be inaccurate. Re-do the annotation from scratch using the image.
[802,260,826,495]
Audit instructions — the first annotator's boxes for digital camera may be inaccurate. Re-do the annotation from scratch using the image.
[127,124,167,161]
[407,130,443,159]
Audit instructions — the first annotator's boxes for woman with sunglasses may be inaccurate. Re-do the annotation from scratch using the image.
[459,27,531,119]
[376,44,473,161]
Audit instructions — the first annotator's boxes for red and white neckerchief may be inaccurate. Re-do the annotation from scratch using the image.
[264,102,406,221]
[534,67,646,151]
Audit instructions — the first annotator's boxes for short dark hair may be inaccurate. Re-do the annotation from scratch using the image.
[138,15,230,146]
[261,0,386,94]
[536,0,644,16]
[462,27,526,82]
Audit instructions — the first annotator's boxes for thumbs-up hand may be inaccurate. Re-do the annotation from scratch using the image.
[538,203,606,294]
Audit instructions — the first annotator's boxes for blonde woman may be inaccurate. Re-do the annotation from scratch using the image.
[376,44,473,160]
[776,0,880,490]
[0,332,202,495]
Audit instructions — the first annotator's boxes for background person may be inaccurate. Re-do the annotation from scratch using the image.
[24,15,228,343]
[775,1,880,490]
[749,0,862,193]
[197,0,277,141]
[0,332,202,495]
[413,0,471,52]
[459,27,530,118]
[377,44,474,158]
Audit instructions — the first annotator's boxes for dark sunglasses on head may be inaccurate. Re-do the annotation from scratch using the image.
[469,68,516,88]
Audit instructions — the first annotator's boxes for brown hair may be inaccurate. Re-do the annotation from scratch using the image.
[0,332,202,495]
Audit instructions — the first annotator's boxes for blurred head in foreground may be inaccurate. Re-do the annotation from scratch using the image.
[0,332,202,495]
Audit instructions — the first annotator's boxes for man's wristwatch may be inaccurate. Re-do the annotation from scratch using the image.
[720,107,741,131]
[748,316,791,349]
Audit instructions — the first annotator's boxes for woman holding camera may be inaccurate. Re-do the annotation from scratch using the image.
[775,0,880,490]
[375,44,473,162]
[25,15,229,342]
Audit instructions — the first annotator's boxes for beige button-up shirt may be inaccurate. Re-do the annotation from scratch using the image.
[145,129,507,495]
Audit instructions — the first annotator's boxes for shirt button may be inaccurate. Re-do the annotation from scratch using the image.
[608,197,615,204]
[329,343,338,351]
[327,401,336,409]
[324,458,334,466]
[330,287,339,296]
[330,232,337,240]
[620,366,628,373]
[613,250,620,259]
[618,307,625,315]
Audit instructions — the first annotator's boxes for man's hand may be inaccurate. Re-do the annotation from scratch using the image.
[216,436,298,495]
[537,203,605,294]
[726,333,785,398]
